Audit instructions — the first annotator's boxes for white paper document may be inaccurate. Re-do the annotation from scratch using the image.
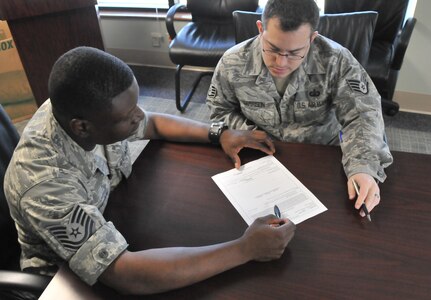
[212,156,327,225]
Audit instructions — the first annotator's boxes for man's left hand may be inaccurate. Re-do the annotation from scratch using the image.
[219,130,275,169]
[348,173,380,216]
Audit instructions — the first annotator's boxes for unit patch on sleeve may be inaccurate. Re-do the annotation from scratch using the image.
[346,75,369,94]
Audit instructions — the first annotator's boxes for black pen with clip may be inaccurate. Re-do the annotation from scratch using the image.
[352,180,372,222]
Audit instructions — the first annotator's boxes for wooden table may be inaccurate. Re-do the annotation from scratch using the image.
[40,140,431,299]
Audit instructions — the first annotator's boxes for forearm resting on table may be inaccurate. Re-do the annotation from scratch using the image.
[99,240,249,295]
[211,111,255,131]
[144,112,209,142]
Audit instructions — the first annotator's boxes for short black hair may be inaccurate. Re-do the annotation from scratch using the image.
[262,0,320,32]
[48,46,134,119]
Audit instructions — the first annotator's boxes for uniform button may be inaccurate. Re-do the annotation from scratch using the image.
[377,171,384,177]
[99,249,108,259]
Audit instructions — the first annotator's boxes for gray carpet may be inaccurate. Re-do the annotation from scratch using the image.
[139,96,211,123]
[139,95,431,155]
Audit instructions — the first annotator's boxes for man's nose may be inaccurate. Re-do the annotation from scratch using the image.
[275,54,289,65]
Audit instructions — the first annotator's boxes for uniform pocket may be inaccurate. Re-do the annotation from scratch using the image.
[292,81,330,125]
[293,98,330,125]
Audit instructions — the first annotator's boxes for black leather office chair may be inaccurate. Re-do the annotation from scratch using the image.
[324,0,417,116]
[166,0,260,112]
[233,10,378,67]
[0,105,51,299]
[317,12,378,67]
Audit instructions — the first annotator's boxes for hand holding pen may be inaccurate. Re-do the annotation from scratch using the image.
[274,205,282,219]
[348,174,381,221]
[352,180,372,222]
[272,205,286,226]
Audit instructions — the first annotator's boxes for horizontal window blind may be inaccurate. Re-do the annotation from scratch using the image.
[97,0,324,10]
[97,0,170,9]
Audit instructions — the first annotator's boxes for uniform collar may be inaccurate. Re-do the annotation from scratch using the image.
[303,35,327,75]
[244,37,265,77]
[45,101,109,178]
[242,37,276,97]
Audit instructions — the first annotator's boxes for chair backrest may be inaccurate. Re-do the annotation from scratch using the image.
[232,11,378,66]
[0,105,20,270]
[188,0,259,22]
[233,10,261,44]
[318,12,378,66]
[324,0,410,44]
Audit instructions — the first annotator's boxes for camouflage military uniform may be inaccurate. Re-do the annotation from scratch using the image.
[207,35,393,182]
[4,100,148,285]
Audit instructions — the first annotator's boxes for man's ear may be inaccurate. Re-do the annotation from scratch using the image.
[311,30,318,43]
[257,20,264,34]
[69,118,91,138]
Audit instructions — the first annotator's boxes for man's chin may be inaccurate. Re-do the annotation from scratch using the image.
[269,68,290,78]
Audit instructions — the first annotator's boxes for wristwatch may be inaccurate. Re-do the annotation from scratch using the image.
[208,121,228,144]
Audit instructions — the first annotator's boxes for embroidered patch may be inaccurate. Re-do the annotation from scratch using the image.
[308,88,321,98]
[48,205,95,251]
[207,84,217,99]
[346,76,369,94]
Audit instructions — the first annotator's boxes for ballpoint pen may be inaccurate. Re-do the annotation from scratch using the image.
[352,179,372,222]
[274,205,281,218]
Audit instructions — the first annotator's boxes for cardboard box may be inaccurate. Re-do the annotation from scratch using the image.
[0,20,37,122]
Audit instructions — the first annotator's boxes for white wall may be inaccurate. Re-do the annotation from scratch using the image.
[100,16,174,67]
[397,0,430,94]
[100,1,431,113]
[393,0,431,114]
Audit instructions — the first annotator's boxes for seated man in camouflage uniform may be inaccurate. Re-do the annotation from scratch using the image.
[207,0,393,217]
[4,46,296,295]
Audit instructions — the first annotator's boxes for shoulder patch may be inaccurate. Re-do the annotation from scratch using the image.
[207,84,218,99]
[346,75,369,94]
[47,205,95,252]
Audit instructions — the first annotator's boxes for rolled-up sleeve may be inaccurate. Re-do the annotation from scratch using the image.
[69,221,128,285]
[18,175,129,285]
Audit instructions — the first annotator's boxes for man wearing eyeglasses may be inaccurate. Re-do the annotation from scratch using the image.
[207,0,393,218]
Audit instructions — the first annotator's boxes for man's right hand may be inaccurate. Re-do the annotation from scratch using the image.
[219,130,275,169]
[100,214,295,294]
[240,215,296,262]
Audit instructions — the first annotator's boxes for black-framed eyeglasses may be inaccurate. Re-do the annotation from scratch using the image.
[261,36,310,61]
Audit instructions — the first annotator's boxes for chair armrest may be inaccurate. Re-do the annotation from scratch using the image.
[392,17,417,70]
[0,270,51,293]
[165,3,188,40]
